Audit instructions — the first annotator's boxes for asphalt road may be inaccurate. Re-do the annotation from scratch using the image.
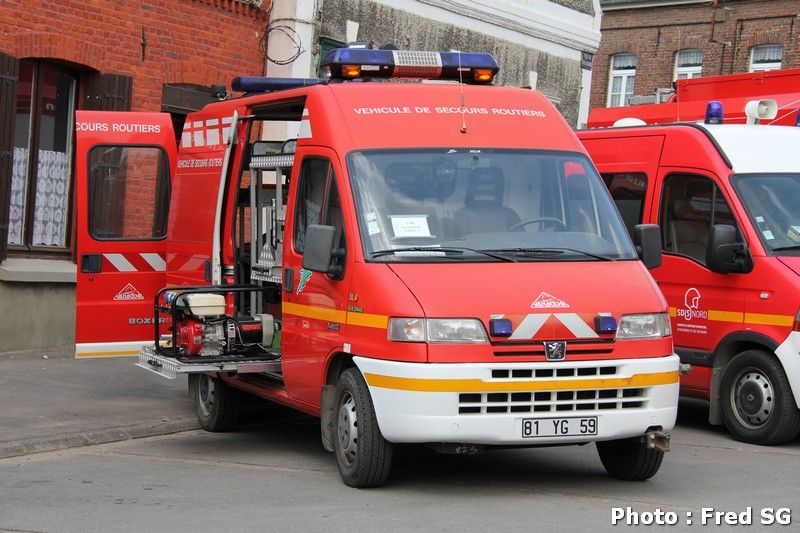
[1,400,798,533]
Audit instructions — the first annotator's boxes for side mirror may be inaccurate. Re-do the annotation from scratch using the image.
[707,224,753,274]
[302,225,336,273]
[633,224,662,269]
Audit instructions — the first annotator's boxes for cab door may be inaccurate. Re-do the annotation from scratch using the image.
[74,111,176,358]
[281,149,351,408]
[651,169,748,392]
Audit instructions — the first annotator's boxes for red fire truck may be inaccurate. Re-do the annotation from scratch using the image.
[74,49,680,487]
[579,100,800,445]
[588,68,800,128]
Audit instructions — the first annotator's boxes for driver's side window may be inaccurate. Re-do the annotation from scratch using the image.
[293,157,346,277]
[660,173,738,265]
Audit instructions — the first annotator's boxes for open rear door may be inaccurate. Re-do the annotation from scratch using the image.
[74,111,176,358]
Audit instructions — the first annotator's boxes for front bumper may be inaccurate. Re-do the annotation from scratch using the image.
[354,354,680,445]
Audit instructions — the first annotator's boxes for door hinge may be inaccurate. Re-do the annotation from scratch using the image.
[0,73,18,83]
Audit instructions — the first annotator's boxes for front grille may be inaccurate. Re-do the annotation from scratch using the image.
[458,387,647,415]
[491,366,616,379]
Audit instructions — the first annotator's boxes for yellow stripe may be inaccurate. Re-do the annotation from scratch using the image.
[283,301,388,329]
[668,307,677,317]
[347,312,389,329]
[76,350,139,357]
[708,310,744,323]
[744,313,794,327]
[364,370,679,393]
[283,301,347,323]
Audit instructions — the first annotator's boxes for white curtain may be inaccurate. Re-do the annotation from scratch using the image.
[8,147,70,247]
[8,147,28,245]
[32,149,70,246]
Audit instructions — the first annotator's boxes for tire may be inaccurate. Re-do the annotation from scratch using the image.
[189,373,241,432]
[333,368,393,488]
[720,350,800,445]
[596,436,664,481]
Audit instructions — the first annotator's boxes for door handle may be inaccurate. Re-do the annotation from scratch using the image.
[81,253,102,273]
[284,267,294,292]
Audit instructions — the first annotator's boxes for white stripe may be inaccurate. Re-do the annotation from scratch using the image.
[140,253,166,272]
[297,119,312,139]
[554,313,598,338]
[509,313,549,340]
[104,253,136,272]
[302,108,309,116]
[179,256,205,271]
[75,341,151,358]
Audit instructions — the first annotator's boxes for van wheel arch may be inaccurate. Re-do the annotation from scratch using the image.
[709,333,778,426]
[321,352,355,452]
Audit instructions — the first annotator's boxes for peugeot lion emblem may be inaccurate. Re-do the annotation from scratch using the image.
[544,340,567,361]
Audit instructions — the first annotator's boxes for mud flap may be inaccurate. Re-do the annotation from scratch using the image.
[320,384,336,452]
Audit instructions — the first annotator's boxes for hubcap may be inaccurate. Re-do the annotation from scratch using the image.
[337,392,358,467]
[198,375,215,417]
[731,367,774,429]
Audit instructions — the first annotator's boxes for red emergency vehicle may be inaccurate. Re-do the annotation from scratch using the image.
[74,48,680,487]
[580,101,800,445]
[588,68,800,128]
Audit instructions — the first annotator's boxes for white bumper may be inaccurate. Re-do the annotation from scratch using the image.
[354,355,680,445]
[775,331,800,408]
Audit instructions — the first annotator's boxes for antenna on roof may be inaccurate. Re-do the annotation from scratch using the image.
[456,50,468,134]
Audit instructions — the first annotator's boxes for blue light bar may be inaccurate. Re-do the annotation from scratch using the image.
[705,100,724,125]
[231,76,322,94]
[795,108,800,127]
[320,48,499,84]
[489,318,513,337]
[595,314,617,334]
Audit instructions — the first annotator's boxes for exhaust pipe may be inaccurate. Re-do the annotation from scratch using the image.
[645,430,670,452]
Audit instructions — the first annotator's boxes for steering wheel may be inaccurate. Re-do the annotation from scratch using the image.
[509,217,567,231]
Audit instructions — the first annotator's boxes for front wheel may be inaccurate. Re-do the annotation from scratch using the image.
[596,437,664,481]
[189,373,241,432]
[720,350,800,445]
[333,368,393,488]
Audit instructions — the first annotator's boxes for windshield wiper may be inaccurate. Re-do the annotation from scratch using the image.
[371,247,516,262]
[771,245,800,252]
[482,247,616,261]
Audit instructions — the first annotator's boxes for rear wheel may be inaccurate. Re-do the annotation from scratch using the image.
[189,373,241,432]
[333,368,393,488]
[720,350,800,445]
[596,436,664,481]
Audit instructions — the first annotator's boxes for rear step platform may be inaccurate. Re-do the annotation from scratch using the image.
[137,345,281,380]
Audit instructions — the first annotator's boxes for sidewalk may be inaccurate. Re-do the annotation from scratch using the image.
[0,347,197,459]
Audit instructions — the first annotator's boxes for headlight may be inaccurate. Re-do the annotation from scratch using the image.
[388,318,488,344]
[616,313,671,339]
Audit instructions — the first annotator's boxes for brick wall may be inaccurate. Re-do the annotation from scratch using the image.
[1,0,269,111]
[591,0,800,108]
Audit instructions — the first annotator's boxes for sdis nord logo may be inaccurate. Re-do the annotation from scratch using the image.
[676,287,708,321]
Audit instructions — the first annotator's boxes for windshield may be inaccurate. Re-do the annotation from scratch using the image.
[347,149,637,262]
[732,174,800,255]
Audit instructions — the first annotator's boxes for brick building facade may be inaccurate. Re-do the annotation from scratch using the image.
[0,0,268,351]
[591,0,800,109]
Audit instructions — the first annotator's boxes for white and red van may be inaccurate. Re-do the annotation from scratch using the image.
[74,48,680,486]
[580,104,800,445]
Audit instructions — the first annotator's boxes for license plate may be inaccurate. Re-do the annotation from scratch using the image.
[521,416,598,438]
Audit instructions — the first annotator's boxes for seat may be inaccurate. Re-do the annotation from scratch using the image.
[454,167,520,235]
[669,198,709,262]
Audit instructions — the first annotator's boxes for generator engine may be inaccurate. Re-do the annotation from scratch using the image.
[170,293,275,356]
